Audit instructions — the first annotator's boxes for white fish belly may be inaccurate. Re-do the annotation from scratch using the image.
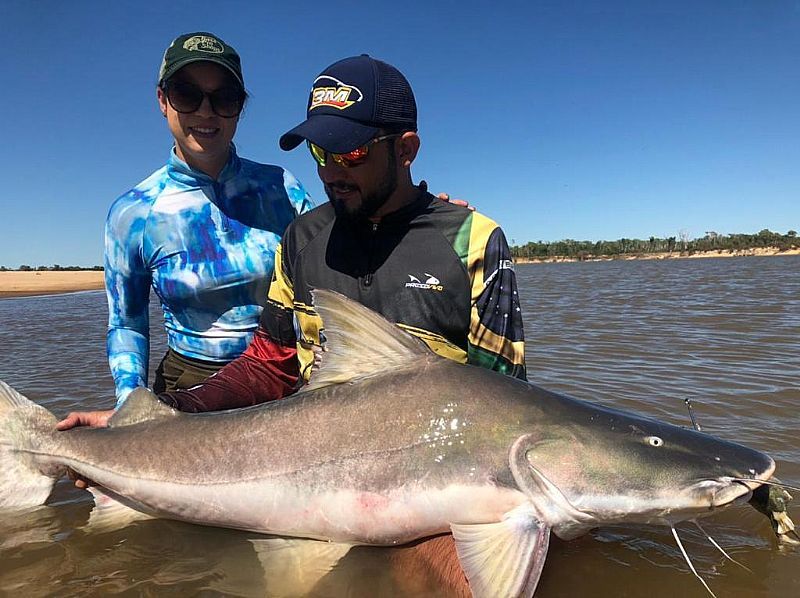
[74,461,526,544]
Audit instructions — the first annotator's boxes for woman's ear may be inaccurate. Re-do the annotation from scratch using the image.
[157,86,168,117]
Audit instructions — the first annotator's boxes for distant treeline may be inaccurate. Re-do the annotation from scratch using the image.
[2,228,798,268]
[0,265,104,272]
[511,229,798,260]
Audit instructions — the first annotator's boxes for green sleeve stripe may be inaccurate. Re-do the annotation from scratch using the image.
[467,343,527,380]
[453,212,473,269]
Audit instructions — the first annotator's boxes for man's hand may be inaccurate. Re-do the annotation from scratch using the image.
[436,193,475,211]
[56,409,115,489]
[56,409,116,431]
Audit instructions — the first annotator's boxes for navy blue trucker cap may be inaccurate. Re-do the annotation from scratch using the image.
[279,55,417,154]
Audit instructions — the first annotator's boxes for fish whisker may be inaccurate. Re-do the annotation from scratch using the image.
[727,478,800,493]
[692,519,751,573]
[671,526,717,598]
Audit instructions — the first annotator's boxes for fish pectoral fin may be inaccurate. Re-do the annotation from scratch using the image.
[109,388,179,427]
[451,504,551,598]
[250,537,353,595]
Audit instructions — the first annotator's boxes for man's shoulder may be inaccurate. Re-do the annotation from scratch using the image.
[421,195,502,240]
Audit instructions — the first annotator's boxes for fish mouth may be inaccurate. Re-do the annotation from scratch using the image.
[708,479,758,508]
[702,457,777,509]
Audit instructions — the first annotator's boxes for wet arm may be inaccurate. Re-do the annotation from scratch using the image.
[105,200,152,407]
[157,326,300,412]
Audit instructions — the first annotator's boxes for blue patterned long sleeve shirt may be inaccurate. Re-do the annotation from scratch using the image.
[105,146,313,406]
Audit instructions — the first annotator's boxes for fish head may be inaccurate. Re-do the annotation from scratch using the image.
[512,393,775,537]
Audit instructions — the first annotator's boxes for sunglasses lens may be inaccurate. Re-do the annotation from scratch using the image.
[209,88,245,118]
[307,138,388,168]
[166,82,244,117]
[308,142,328,166]
[166,82,204,113]
[336,146,369,167]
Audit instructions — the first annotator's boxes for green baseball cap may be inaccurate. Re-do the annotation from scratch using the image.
[158,32,244,87]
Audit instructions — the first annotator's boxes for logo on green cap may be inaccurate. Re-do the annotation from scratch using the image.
[183,35,224,54]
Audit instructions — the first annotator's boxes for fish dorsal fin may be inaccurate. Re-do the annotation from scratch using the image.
[451,503,551,598]
[108,388,179,427]
[301,289,432,392]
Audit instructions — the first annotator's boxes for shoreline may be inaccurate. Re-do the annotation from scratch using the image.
[0,271,105,299]
[1,247,798,297]
[514,246,800,264]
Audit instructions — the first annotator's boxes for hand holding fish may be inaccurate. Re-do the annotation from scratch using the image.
[56,409,115,431]
[56,409,115,489]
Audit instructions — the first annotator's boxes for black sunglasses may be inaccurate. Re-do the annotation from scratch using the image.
[162,80,246,118]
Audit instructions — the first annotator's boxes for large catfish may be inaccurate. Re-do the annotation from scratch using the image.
[0,290,776,597]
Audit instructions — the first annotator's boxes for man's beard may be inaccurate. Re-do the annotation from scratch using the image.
[326,149,398,221]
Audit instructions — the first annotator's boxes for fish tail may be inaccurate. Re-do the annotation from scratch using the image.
[0,380,62,508]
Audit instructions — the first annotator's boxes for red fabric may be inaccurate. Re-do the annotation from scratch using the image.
[159,330,300,413]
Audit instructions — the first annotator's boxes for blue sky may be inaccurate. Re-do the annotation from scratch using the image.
[1,1,798,267]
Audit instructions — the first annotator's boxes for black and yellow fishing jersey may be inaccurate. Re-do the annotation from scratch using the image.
[263,187,527,381]
[158,187,526,413]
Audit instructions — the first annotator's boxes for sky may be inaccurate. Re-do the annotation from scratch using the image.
[1,0,798,267]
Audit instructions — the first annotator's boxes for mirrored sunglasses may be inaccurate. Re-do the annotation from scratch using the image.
[307,134,402,168]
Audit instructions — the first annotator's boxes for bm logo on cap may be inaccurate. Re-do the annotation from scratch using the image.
[309,76,363,111]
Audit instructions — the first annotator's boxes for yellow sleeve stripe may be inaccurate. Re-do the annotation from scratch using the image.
[466,212,500,302]
[396,323,468,363]
[294,308,323,382]
[266,243,294,310]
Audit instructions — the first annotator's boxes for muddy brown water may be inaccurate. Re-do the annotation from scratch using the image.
[0,255,798,597]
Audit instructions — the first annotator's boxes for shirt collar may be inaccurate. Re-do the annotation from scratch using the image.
[166,144,242,186]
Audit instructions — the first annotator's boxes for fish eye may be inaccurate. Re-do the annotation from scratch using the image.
[645,436,664,447]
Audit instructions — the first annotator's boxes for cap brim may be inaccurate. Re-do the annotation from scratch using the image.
[161,57,244,88]
[279,114,380,153]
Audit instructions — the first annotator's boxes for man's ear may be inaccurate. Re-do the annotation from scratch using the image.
[157,86,168,117]
[398,132,420,168]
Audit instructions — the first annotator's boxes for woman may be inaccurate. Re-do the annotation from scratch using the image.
[61,32,311,428]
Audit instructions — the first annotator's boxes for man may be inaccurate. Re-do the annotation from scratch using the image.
[61,54,526,594]
[155,54,526,413]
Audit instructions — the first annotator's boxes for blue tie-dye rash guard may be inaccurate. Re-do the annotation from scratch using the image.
[105,146,313,406]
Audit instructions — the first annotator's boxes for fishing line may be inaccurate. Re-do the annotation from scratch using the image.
[671,526,717,598]
[692,520,751,572]
[684,398,702,432]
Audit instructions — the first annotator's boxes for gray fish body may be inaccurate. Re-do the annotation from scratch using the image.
[42,359,526,542]
[23,357,773,540]
[0,291,776,596]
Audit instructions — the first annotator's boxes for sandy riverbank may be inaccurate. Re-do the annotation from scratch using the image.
[2,246,798,296]
[0,271,105,298]
[515,246,800,264]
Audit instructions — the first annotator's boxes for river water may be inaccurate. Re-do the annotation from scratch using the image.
[0,255,797,597]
